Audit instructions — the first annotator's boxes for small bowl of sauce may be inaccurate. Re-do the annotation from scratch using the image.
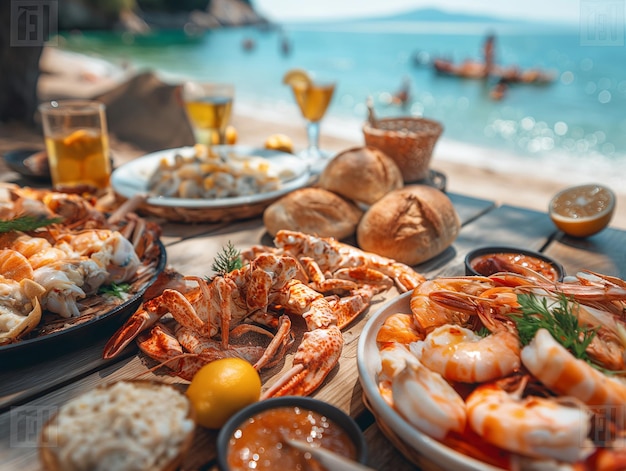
[464,246,564,282]
[217,396,368,471]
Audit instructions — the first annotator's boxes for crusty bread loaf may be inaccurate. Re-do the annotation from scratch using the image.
[263,187,363,239]
[317,146,403,206]
[356,185,460,265]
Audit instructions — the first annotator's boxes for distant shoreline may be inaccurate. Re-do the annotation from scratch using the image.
[35,46,626,229]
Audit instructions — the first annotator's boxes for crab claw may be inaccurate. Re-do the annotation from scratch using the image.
[261,326,343,398]
[102,297,166,359]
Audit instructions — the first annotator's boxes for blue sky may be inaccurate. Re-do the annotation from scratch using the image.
[252,0,580,24]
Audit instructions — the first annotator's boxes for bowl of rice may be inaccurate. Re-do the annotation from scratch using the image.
[39,380,195,471]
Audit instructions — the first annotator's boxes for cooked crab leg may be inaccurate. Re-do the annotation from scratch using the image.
[103,295,173,359]
[138,324,273,381]
[261,326,344,398]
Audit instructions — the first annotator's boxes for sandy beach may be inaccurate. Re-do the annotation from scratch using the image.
[2,46,625,231]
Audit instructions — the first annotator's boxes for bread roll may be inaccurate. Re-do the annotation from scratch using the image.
[357,185,460,265]
[264,187,363,239]
[318,146,403,206]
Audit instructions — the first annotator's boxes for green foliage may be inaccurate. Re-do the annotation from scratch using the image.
[0,216,62,234]
[511,292,597,362]
[98,282,131,299]
[211,241,243,276]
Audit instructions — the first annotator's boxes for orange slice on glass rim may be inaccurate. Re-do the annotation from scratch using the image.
[282,68,312,88]
[549,183,616,237]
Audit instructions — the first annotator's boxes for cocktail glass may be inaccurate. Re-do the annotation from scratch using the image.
[285,70,335,170]
[181,82,234,147]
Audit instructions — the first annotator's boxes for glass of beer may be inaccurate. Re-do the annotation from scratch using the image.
[283,69,336,170]
[39,100,111,191]
[181,82,234,147]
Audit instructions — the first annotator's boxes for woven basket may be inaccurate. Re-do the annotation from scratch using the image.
[363,117,443,183]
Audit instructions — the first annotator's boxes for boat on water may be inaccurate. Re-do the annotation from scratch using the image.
[432,58,556,85]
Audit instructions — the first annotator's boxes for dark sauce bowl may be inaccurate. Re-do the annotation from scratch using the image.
[217,396,368,471]
[464,246,565,282]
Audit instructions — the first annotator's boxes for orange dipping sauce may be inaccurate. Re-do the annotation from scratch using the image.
[470,252,560,281]
[227,406,357,471]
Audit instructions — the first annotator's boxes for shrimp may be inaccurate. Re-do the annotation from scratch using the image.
[409,276,495,334]
[521,328,626,415]
[392,360,467,440]
[466,376,595,463]
[415,324,521,383]
[0,276,46,344]
[377,343,421,404]
[376,313,423,346]
[70,230,140,283]
[33,264,86,318]
[376,342,466,440]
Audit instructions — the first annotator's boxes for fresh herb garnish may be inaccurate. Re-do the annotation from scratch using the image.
[98,282,131,299]
[511,292,597,362]
[0,215,62,233]
[211,241,243,276]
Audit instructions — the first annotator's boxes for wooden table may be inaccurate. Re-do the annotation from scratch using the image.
[1,190,625,471]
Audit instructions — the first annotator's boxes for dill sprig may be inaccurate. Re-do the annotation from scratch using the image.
[211,241,243,276]
[98,282,131,299]
[0,215,62,233]
[511,292,597,362]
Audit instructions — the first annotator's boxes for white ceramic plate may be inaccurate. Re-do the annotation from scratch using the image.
[111,145,310,209]
[357,292,504,471]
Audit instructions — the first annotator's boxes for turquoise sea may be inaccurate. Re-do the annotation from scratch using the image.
[59,14,626,188]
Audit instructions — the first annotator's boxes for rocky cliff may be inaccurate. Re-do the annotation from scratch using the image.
[59,0,270,33]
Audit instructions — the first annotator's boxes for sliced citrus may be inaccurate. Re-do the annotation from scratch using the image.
[186,358,261,429]
[282,68,312,87]
[548,183,616,237]
[264,133,294,153]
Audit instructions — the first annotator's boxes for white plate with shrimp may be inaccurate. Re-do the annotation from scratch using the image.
[111,145,311,209]
[357,275,625,470]
[358,291,510,471]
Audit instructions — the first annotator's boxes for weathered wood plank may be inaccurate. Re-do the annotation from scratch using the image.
[545,227,626,278]
[433,204,557,277]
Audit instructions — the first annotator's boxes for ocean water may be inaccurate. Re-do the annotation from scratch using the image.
[59,18,626,190]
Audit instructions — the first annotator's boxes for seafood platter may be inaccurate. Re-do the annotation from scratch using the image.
[0,183,165,359]
[110,144,311,222]
[358,270,626,470]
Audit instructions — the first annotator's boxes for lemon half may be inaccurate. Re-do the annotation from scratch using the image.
[282,68,312,87]
[549,183,616,237]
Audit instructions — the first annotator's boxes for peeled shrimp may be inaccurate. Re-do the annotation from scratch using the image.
[33,265,86,318]
[466,377,595,463]
[415,324,521,383]
[521,328,626,413]
[376,342,466,440]
[70,230,140,283]
[392,360,467,440]
[0,277,46,344]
